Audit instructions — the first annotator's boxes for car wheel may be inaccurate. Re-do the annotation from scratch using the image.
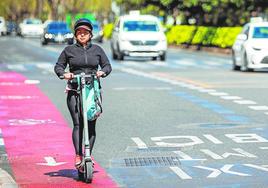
[41,39,47,45]
[160,52,166,61]
[116,44,124,61]
[241,53,254,72]
[112,48,118,60]
[118,52,124,61]
[232,50,240,71]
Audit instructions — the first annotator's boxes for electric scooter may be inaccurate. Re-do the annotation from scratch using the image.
[77,72,94,183]
[61,72,96,183]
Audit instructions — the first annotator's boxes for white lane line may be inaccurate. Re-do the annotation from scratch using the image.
[208,92,228,96]
[113,87,172,91]
[119,68,268,116]
[24,80,40,84]
[248,106,268,111]
[131,137,148,149]
[0,168,18,188]
[170,166,192,179]
[234,100,257,105]
[7,64,27,71]
[174,59,197,66]
[36,63,54,73]
[259,147,268,150]
[197,88,216,93]
[221,96,242,100]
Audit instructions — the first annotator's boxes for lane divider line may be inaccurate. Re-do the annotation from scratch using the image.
[119,68,268,118]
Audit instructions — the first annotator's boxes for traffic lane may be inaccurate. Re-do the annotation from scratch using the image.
[0,36,61,64]
[101,69,268,187]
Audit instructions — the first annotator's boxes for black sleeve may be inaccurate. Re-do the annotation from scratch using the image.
[54,48,68,78]
[99,47,112,77]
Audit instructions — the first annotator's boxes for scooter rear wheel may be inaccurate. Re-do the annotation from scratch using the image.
[84,161,93,183]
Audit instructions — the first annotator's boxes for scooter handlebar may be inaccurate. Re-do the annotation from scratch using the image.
[59,73,98,80]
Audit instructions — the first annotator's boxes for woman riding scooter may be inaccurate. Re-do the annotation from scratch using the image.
[54,18,112,168]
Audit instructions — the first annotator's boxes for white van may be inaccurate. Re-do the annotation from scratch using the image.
[111,12,167,61]
[0,17,7,36]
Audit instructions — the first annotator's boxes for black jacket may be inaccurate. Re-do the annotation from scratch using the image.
[54,42,112,78]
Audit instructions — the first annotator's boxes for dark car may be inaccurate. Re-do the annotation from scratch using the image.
[91,21,103,43]
[6,21,18,35]
[41,21,73,45]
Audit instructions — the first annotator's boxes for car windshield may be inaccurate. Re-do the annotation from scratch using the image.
[48,23,68,30]
[252,26,268,38]
[123,21,159,32]
[26,19,42,24]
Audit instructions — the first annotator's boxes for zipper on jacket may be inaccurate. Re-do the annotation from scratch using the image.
[84,46,88,65]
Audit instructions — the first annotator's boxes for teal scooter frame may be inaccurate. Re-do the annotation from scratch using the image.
[61,72,96,183]
[77,72,94,183]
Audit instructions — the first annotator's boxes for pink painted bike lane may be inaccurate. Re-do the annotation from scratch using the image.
[0,72,118,188]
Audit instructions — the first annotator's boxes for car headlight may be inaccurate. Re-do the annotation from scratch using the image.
[45,33,53,39]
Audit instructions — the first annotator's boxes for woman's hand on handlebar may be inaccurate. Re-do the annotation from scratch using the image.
[96,71,106,78]
[63,73,74,80]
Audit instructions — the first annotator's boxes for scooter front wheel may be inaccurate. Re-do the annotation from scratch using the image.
[84,161,93,183]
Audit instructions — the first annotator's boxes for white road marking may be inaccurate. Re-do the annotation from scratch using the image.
[208,92,228,96]
[173,151,206,161]
[36,63,54,73]
[195,165,250,178]
[113,87,172,91]
[197,88,216,93]
[0,96,38,100]
[24,80,40,84]
[0,168,18,188]
[36,156,66,166]
[119,68,268,116]
[170,167,192,179]
[259,147,268,150]
[174,59,197,66]
[0,138,4,146]
[220,96,242,100]
[233,100,257,105]
[7,64,27,71]
[244,164,268,172]
[248,106,268,111]
[0,82,22,86]
[131,137,148,149]
[203,134,223,144]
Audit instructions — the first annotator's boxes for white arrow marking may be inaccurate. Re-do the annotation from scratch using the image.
[195,164,250,178]
[36,157,66,166]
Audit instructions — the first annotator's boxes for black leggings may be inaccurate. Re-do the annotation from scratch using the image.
[67,90,96,156]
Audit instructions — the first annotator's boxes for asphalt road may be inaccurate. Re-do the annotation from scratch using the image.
[1,36,268,187]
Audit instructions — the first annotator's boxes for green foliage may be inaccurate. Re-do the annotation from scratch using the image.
[166,25,242,48]
[192,26,217,46]
[103,23,114,39]
[212,27,242,48]
[166,25,196,45]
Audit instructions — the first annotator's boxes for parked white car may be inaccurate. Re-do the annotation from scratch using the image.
[19,18,43,37]
[232,22,268,71]
[0,17,7,36]
[111,12,167,61]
